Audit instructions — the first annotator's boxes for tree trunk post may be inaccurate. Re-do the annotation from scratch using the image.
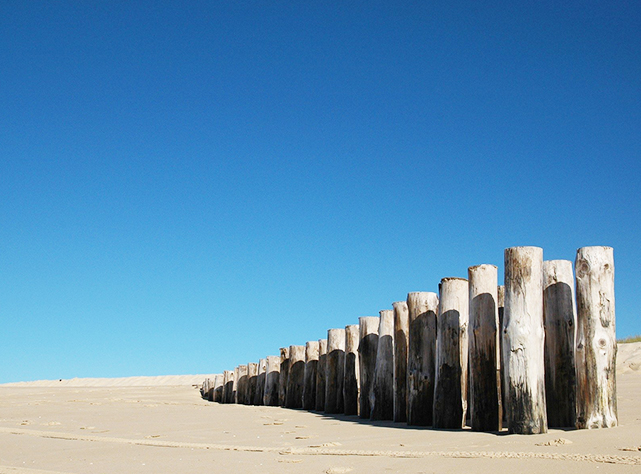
[497,285,506,422]
[393,300,409,423]
[315,339,327,411]
[279,347,290,407]
[344,324,360,416]
[468,264,502,431]
[286,345,306,409]
[575,246,617,429]
[433,277,469,429]
[303,341,320,410]
[371,309,395,420]
[358,316,379,419]
[213,374,224,403]
[263,355,280,406]
[503,246,547,434]
[233,367,239,404]
[254,358,267,405]
[407,292,438,426]
[202,378,211,400]
[247,362,258,406]
[325,328,346,414]
[236,365,249,405]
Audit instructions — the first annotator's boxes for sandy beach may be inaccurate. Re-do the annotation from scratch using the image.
[1,343,640,474]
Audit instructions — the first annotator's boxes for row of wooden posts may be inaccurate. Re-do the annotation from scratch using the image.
[201,246,617,434]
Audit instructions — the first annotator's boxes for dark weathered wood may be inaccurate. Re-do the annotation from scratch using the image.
[254,358,267,405]
[201,378,210,400]
[236,365,249,405]
[232,367,239,403]
[393,301,409,423]
[303,341,319,410]
[575,246,617,429]
[407,292,438,426]
[279,347,290,407]
[358,316,379,419]
[213,374,224,403]
[371,310,394,421]
[503,246,547,434]
[433,277,469,429]
[263,355,280,406]
[497,285,506,422]
[468,264,501,432]
[344,324,360,416]
[315,339,327,411]
[247,362,258,406]
[223,370,234,404]
[325,328,346,414]
[543,260,577,427]
[286,345,306,409]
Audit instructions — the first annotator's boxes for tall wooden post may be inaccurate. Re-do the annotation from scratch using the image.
[263,355,280,406]
[315,339,327,411]
[279,347,290,407]
[213,373,224,403]
[468,265,501,431]
[344,324,360,416]
[223,370,234,404]
[407,292,438,426]
[503,246,547,434]
[236,365,249,405]
[497,285,506,422]
[358,316,379,419]
[202,378,211,400]
[433,277,469,429]
[247,362,258,406]
[233,367,239,403]
[575,246,617,429]
[325,328,346,414]
[303,341,319,410]
[254,358,267,405]
[393,301,409,423]
[371,310,394,420]
[286,345,306,409]
[543,260,577,427]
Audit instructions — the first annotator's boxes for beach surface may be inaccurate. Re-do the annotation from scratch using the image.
[1,343,640,474]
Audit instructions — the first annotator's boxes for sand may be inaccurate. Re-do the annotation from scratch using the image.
[1,344,640,473]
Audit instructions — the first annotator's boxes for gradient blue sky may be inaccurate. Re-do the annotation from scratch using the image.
[1,1,639,383]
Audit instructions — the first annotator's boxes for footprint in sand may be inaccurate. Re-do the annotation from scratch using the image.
[326,468,352,474]
[536,438,573,446]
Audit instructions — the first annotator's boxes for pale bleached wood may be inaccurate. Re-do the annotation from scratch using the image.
[433,277,469,429]
[279,347,290,407]
[247,362,258,406]
[236,365,249,405]
[468,264,501,431]
[315,339,328,411]
[393,301,409,423]
[344,324,360,416]
[575,246,617,429]
[263,355,280,406]
[286,345,306,409]
[223,370,234,404]
[407,292,438,426]
[325,328,346,414]
[233,366,239,404]
[503,246,547,434]
[213,373,224,403]
[254,358,267,405]
[201,378,210,400]
[371,310,394,420]
[497,284,506,422]
[543,259,577,427]
[303,341,320,410]
[358,316,379,419]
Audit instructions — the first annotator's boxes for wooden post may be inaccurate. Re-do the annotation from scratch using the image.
[358,316,379,419]
[236,365,249,405]
[279,347,290,407]
[433,277,469,429]
[254,358,267,405]
[286,345,306,409]
[247,362,258,406]
[575,246,617,429]
[468,265,501,431]
[202,378,210,400]
[497,285,506,422]
[344,324,360,416]
[393,301,409,423]
[263,355,280,406]
[503,246,547,434]
[233,367,239,403]
[315,339,327,411]
[223,370,234,404]
[543,260,577,427]
[407,292,438,426]
[213,374,224,403]
[371,310,394,420]
[303,341,319,410]
[325,328,346,414]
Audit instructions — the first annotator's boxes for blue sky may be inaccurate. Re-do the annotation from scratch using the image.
[1,1,639,383]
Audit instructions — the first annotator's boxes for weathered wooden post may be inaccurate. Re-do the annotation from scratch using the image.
[303,341,319,410]
[202,378,210,400]
[233,367,239,403]
[497,285,506,422]
[371,310,394,420]
[393,301,409,423]
[263,355,280,406]
[236,365,249,405]
[223,370,234,404]
[407,292,438,426]
[543,260,577,427]
[325,328,346,414]
[213,374,224,403]
[279,347,290,407]
[315,339,327,411]
[286,345,306,409]
[575,246,617,429]
[468,265,501,431]
[254,358,267,405]
[344,324,360,416]
[503,246,547,434]
[247,362,258,406]
[433,277,469,429]
[358,316,379,419]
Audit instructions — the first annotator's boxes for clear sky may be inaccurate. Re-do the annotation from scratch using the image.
[1,1,639,383]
